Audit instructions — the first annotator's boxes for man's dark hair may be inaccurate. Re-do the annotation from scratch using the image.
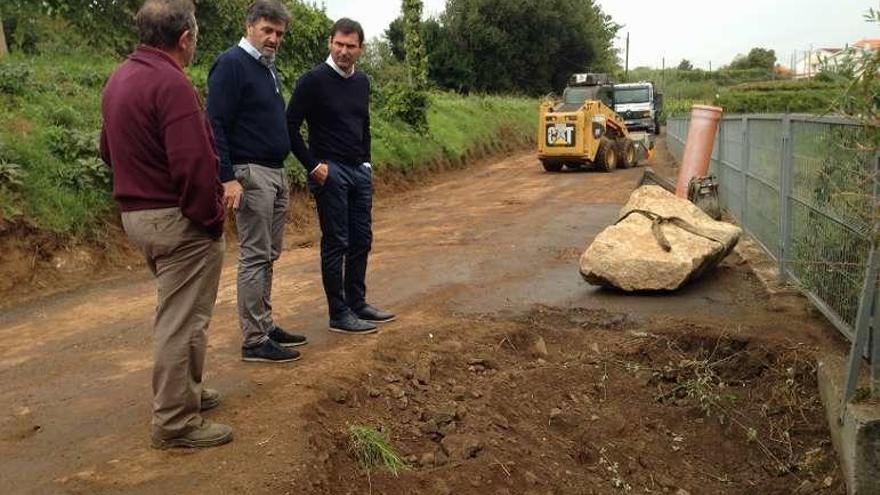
[331,18,365,46]
[246,0,291,27]
[136,0,197,50]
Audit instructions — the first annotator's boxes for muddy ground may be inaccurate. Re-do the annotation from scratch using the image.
[0,139,848,494]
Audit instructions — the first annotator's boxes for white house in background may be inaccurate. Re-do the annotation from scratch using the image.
[794,39,880,78]
[794,48,842,79]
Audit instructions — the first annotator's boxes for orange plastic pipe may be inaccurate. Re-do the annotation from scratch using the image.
[675,105,723,198]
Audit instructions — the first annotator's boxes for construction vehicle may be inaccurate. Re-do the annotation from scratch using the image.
[613,81,663,134]
[538,73,653,173]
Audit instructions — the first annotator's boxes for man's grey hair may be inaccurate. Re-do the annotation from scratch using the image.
[136,0,197,49]
[246,0,291,27]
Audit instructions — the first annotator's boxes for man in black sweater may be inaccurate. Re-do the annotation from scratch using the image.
[207,0,306,363]
[287,18,395,334]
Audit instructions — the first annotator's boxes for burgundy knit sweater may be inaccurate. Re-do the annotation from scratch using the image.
[100,46,224,238]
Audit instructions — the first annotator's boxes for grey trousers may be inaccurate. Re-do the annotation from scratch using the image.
[121,207,224,440]
[233,164,289,348]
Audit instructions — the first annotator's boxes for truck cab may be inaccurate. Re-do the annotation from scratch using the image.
[613,82,663,134]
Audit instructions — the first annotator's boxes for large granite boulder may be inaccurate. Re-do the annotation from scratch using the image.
[580,185,742,291]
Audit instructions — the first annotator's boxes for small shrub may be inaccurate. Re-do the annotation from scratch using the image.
[45,127,98,163]
[56,157,112,191]
[75,70,108,88]
[0,63,33,95]
[0,160,26,189]
[375,83,430,131]
[47,105,82,128]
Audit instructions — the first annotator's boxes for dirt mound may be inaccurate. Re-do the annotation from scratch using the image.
[295,308,842,494]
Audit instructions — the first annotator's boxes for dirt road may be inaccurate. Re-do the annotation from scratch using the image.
[0,143,846,494]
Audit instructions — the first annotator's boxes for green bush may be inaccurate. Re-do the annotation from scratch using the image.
[716,89,837,114]
[375,83,430,131]
[45,127,99,163]
[0,63,32,95]
[56,157,112,191]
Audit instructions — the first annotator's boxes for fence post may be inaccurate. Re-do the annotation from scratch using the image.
[872,154,880,397]
[741,116,750,228]
[779,115,793,281]
[717,119,724,178]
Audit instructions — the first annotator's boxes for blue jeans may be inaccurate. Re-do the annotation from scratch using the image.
[309,161,373,319]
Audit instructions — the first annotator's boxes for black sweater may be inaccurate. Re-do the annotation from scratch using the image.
[286,63,371,172]
[207,46,290,183]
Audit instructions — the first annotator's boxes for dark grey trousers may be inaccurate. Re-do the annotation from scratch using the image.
[233,164,289,347]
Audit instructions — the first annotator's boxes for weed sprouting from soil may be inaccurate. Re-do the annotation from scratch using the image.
[348,425,409,477]
[645,336,816,477]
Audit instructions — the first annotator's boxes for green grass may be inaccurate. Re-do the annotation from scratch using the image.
[348,425,409,477]
[0,53,537,242]
[0,53,118,240]
[625,67,844,121]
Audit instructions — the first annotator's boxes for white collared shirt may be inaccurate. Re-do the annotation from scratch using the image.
[239,38,279,92]
[325,55,355,79]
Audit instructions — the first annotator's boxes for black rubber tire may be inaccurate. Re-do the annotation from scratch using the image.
[542,161,563,172]
[595,139,617,172]
[616,139,636,169]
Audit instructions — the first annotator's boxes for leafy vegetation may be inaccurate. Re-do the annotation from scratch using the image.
[385,0,619,95]
[626,66,842,119]
[727,47,777,71]
[0,0,595,242]
[0,43,535,240]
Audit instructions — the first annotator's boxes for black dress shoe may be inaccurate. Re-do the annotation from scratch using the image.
[354,304,396,323]
[268,326,308,347]
[241,339,301,363]
[329,312,378,335]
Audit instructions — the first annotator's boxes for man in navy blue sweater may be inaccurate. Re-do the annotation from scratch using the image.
[287,18,395,334]
[207,0,306,363]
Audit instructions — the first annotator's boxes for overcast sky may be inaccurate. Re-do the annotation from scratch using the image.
[321,0,878,69]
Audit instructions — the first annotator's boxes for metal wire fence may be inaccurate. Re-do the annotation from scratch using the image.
[667,115,877,342]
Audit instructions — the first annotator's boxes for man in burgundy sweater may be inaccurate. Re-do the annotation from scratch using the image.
[100,0,232,449]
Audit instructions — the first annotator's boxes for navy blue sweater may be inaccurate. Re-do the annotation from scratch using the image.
[207,46,290,183]
[286,63,371,172]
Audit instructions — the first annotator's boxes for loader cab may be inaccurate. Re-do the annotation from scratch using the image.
[557,73,614,111]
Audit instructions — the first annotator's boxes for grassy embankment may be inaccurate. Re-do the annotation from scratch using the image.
[624,68,846,119]
[0,53,537,243]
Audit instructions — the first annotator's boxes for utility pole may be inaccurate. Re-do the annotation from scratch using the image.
[661,56,665,86]
[709,60,712,72]
[624,32,630,82]
[0,14,8,58]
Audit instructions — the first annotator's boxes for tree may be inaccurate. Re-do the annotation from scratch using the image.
[677,59,694,71]
[402,0,428,90]
[440,0,619,94]
[0,0,332,73]
[423,18,473,93]
[390,0,429,130]
[384,17,405,61]
[0,14,8,57]
[728,47,776,70]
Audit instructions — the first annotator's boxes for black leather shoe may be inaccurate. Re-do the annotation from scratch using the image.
[268,326,308,347]
[329,312,378,335]
[354,304,396,323]
[242,339,301,363]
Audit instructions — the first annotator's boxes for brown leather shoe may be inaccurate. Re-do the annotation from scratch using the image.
[151,420,233,449]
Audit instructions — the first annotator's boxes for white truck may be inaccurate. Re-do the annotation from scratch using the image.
[613,81,663,135]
